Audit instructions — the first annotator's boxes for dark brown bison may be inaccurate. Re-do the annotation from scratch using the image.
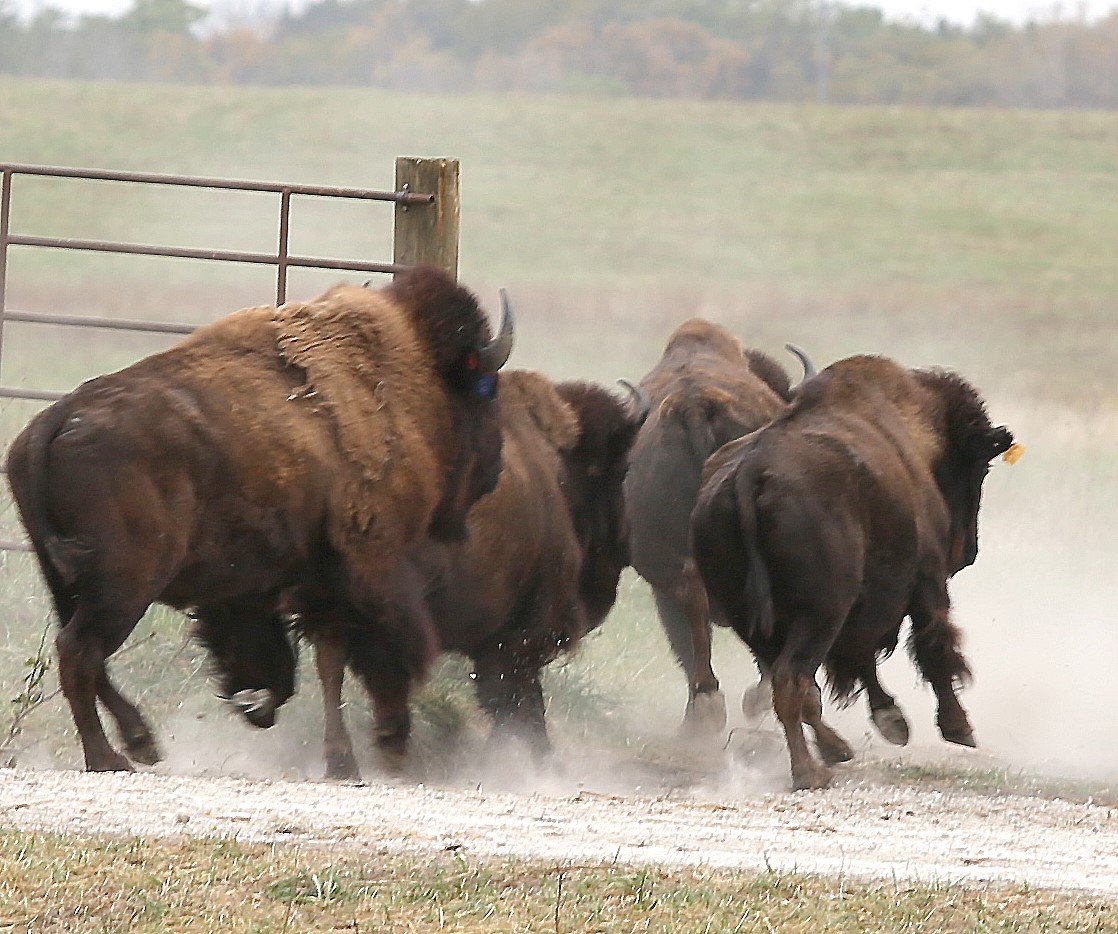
[624,318,812,735]
[691,355,1016,790]
[5,266,513,772]
[294,370,647,779]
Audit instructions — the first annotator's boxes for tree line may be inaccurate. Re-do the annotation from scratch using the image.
[3,0,1118,109]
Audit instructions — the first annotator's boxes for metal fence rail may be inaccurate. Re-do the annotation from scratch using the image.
[0,156,462,552]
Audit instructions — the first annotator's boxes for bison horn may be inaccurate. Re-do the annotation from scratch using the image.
[617,378,651,423]
[785,343,817,382]
[477,289,515,374]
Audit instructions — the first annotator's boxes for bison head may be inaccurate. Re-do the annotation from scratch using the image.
[388,269,514,542]
[554,379,650,630]
[919,370,1015,575]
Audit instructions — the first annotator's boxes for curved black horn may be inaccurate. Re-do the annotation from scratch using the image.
[617,378,651,424]
[785,343,817,381]
[477,288,515,374]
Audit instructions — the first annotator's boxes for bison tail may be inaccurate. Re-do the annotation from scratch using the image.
[678,395,724,469]
[691,465,774,642]
[6,400,90,587]
[735,470,775,641]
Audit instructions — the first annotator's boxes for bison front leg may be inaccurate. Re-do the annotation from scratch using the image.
[908,578,975,748]
[366,674,412,774]
[859,665,910,747]
[345,566,439,775]
[311,634,360,781]
[473,658,551,760]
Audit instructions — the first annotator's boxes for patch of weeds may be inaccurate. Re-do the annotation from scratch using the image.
[868,760,1118,806]
[266,867,368,905]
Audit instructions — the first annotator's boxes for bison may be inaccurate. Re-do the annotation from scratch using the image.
[624,318,813,735]
[6,266,513,772]
[293,370,648,779]
[690,355,1016,790]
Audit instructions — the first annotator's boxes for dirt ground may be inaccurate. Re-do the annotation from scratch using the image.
[2,737,1116,898]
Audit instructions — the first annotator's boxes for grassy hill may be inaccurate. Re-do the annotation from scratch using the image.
[2,79,1116,405]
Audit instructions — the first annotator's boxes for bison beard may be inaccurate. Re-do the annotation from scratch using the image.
[691,355,1015,791]
[623,318,812,737]
[5,266,512,773]
[294,371,647,779]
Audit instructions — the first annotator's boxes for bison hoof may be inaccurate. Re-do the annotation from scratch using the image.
[124,736,163,766]
[325,753,361,782]
[871,705,911,746]
[376,750,407,777]
[226,689,278,728]
[815,732,854,766]
[942,727,977,748]
[741,681,772,722]
[791,761,832,791]
[87,751,135,772]
[683,690,727,736]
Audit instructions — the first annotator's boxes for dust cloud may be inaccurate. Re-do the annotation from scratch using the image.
[6,285,1115,800]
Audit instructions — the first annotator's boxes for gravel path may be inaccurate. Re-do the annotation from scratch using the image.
[2,763,1115,896]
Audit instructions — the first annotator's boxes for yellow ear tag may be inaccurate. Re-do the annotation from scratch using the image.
[1003,442,1024,465]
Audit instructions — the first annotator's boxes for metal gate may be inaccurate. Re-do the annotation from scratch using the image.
[0,155,461,551]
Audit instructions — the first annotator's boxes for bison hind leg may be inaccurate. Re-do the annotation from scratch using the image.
[801,682,854,766]
[56,614,139,772]
[653,587,727,738]
[96,672,161,765]
[771,666,832,791]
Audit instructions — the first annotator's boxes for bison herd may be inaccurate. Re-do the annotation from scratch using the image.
[6,266,1017,791]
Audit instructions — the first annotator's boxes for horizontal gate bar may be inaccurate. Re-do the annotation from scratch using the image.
[0,539,33,552]
[0,162,435,204]
[4,309,197,334]
[0,386,66,401]
[7,234,408,275]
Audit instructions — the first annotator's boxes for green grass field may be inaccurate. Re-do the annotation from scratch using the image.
[1,79,1117,816]
[3,832,1116,933]
[3,78,1117,409]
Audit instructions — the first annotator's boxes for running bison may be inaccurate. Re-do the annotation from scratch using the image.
[624,318,813,735]
[6,266,513,772]
[295,371,648,778]
[691,355,1016,790]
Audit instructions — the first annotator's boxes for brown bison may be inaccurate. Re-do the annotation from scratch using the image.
[624,318,812,735]
[691,355,1016,790]
[294,370,648,779]
[6,266,513,772]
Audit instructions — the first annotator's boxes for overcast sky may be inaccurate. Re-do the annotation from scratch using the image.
[10,0,1117,27]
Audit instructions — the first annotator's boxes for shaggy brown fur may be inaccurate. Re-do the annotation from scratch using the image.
[6,266,509,772]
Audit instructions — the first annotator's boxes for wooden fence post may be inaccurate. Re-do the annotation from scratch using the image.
[393,156,460,280]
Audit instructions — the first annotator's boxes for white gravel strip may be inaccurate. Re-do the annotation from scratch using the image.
[1,767,1115,896]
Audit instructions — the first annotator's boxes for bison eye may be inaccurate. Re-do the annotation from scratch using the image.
[475,374,497,398]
